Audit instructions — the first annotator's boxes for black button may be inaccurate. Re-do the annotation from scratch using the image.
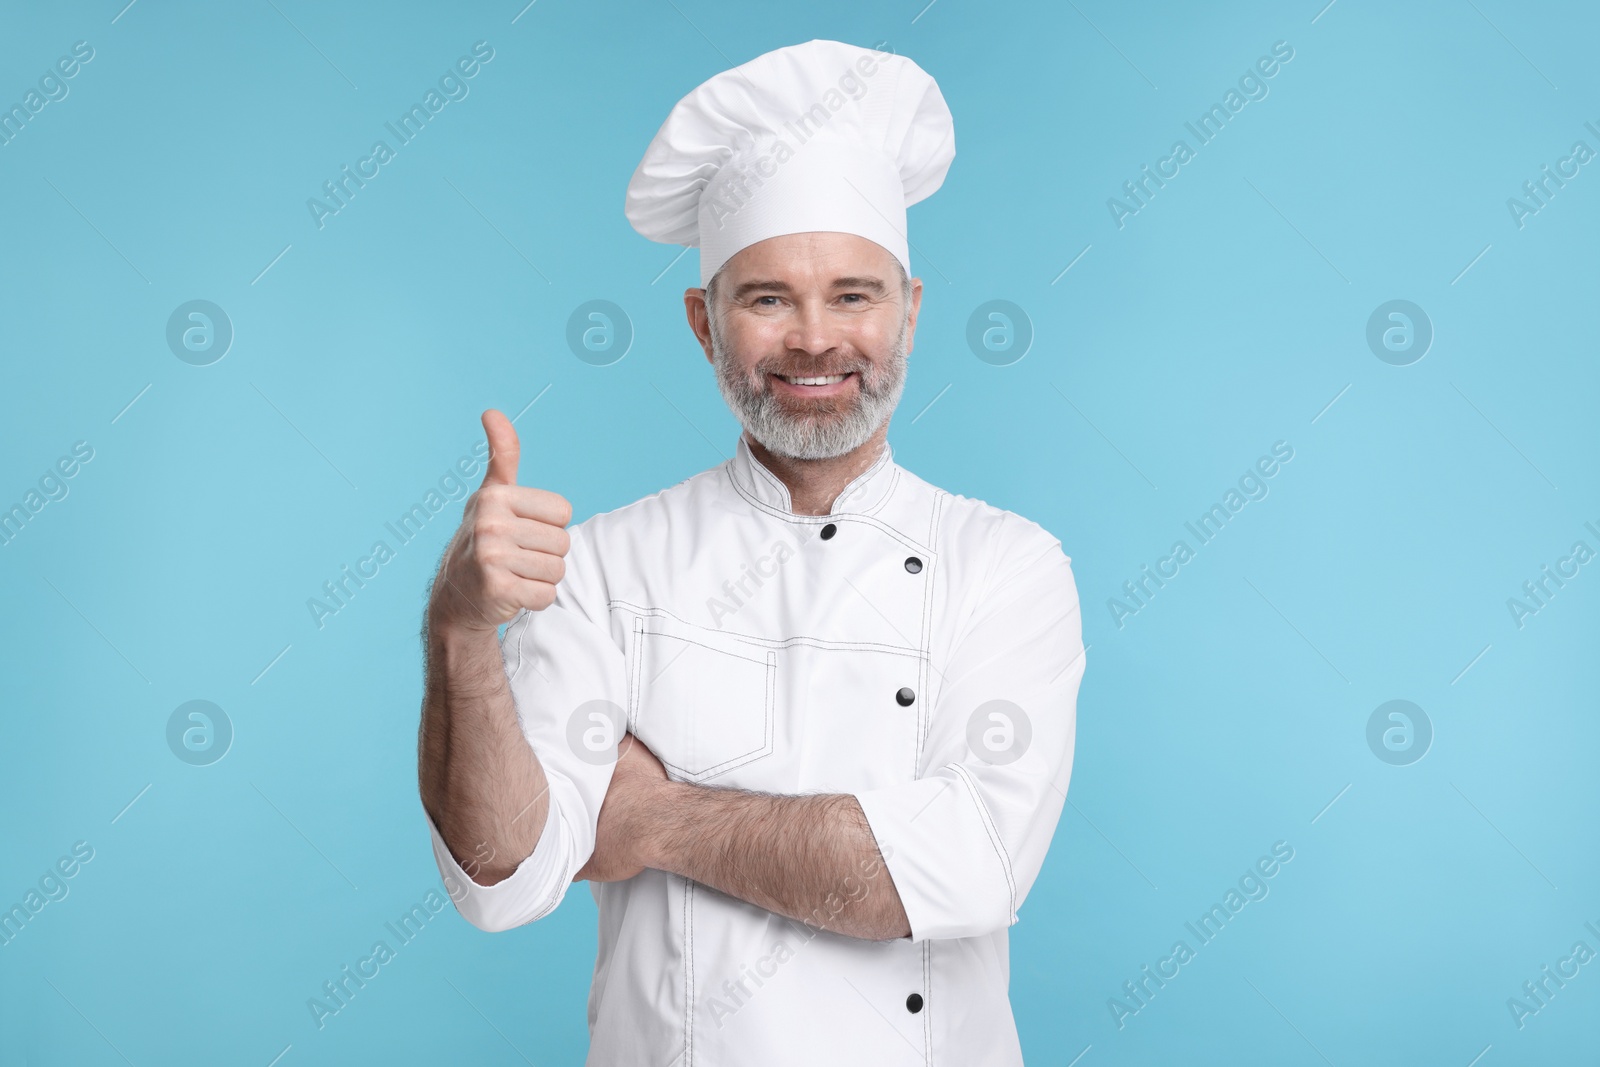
[906,993,924,1013]
[896,687,915,706]
[904,556,923,573]
[820,523,837,540]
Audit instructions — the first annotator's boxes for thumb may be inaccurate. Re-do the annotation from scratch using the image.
[480,409,520,487]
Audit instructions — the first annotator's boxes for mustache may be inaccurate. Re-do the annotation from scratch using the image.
[758,360,867,378]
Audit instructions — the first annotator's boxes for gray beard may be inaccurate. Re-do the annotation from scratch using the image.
[709,313,909,461]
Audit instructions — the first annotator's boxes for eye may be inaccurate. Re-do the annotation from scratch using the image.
[754,295,781,307]
[839,293,866,304]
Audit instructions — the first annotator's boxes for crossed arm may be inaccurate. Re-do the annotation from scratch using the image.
[420,627,910,942]
[576,733,911,941]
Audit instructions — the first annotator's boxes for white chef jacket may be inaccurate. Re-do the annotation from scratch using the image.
[425,433,1085,1065]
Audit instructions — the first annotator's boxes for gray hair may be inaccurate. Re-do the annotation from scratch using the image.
[703,256,913,461]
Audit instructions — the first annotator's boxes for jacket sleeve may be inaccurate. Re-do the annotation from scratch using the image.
[853,526,1085,942]
[424,518,630,933]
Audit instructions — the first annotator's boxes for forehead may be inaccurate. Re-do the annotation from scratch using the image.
[720,232,898,285]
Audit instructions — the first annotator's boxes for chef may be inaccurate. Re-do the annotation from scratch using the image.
[417,38,1086,1065]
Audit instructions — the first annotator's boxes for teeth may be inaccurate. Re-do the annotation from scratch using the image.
[780,374,848,386]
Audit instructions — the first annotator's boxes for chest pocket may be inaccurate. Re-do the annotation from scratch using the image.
[627,614,776,783]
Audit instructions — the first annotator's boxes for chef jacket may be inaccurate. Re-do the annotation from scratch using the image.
[425,432,1085,1065]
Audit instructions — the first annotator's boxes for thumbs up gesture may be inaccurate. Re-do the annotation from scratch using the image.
[428,409,574,633]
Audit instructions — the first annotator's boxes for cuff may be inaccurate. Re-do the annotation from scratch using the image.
[425,796,573,933]
[854,769,1016,943]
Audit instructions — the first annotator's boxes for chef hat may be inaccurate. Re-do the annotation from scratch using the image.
[625,39,955,286]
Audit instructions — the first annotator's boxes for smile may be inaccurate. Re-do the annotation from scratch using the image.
[774,373,852,386]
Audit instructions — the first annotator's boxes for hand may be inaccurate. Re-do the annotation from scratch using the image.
[573,733,670,883]
[428,410,574,634]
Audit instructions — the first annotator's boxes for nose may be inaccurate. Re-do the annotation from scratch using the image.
[783,299,837,359]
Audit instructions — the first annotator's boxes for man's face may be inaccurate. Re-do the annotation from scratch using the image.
[688,231,922,461]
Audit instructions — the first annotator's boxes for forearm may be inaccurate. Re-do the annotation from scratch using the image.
[640,782,909,941]
[417,616,548,885]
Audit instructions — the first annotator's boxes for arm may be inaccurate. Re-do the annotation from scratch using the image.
[418,622,550,885]
[417,409,572,886]
[576,734,908,940]
[650,786,909,940]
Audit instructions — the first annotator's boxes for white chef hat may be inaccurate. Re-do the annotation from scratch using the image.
[625,39,955,286]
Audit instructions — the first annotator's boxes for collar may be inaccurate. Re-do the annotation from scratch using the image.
[728,433,898,517]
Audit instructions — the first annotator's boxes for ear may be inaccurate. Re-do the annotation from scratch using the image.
[903,276,924,356]
[684,288,715,363]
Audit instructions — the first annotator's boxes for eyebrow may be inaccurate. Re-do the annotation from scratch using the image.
[729,276,889,301]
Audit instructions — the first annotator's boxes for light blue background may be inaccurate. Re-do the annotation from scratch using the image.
[2,1,1596,1064]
